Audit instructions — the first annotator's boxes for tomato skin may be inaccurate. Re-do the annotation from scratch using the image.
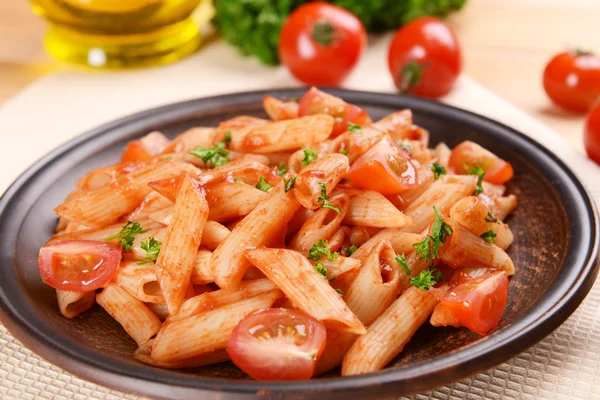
[543,50,600,112]
[279,2,367,86]
[227,308,327,380]
[388,17,461,98]
[298,87,371,136]
[38,240,122,291]
[449,141,514,184]
[121,141,153,163]
[431,271,508,335]
[347,136,418,194]
[584,101,600,165]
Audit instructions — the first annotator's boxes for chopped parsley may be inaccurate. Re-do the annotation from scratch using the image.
[105,221,147,252]
[413,206,453,266]
[409,267,442,291]
[301,148,318,166]
[189,130,232,167]
[138,237,162,264]
[276,163,288,176]
[480,229,497,244]
[347,122,362,133]
[468,165,485,196]
[344,244,358,256]
[308,239,339,261]
[339,148,349,155]
[335,288,344,295]
[314,262,327,278]
[431,162,447,180]
[485,211,498,223]
[255,177,272,192]
[395,253,411,276]
[284,176,297,192]
[317,182,341,213]
[398,141,412,153]
[233,177,245,183]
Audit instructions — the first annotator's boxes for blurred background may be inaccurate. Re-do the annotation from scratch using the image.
[0,0,599,158]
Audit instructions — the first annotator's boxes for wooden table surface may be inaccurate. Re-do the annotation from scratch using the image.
[1,0,599,154]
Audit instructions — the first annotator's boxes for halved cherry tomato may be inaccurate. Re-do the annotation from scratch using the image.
[584,100,600,165]
[299,87,371,137]
[543,50,600,112]
[347,136,418,195]
[279,2,366,87]
[388,17,462,98]
[431,271,508,335]
[38,240,122,291]
[449,141,514,184]
[121,131,170,163]
[227,308,327,380]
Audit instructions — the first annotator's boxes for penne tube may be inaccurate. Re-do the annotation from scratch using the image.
[240,115,335,153]
[147,205,173,226]
[134,339,229,369]
[201,221,231,251]
[206,182,269,223]
[55,161,198,227]
[145,302,169,321]
[162,127,216,154]
[173,279,280,321]
[49,219,163,246]
[96,283,162,346]
[190,249,213,285]
[339,189,411,228]
[155,173,208,314]
[314,255,361,280]
[349,226,371,247]
[327,226,349,252]
[482,181,506,198]
[342,285,448,375]
[434,142,452,169]
[211,183,301,290]
[493,194,517,221]
[263,95,299,121]
[398,165,435,207]
[212,116,269,151]
[246,247,366,334]
[293,154,349,210]
[449,196,514,250]
[350,230,425,261]
[286,208,316,239]
[114,261,164,304]
[151,291,281,363]
[289,193,349,252]
[56,289,95,319]
[129,192,173,221]
[439,217,515,275]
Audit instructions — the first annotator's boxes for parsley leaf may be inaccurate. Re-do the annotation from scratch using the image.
[301,148,318,166]
[468,165,485,195]
[255,177,272,192]
[485,211,498,223]
[105,221,147,252]
[189,131,232,167]
[431,162,447,180]
[344,244,358,256]
[138,237,162,264]
[347,122,362,133]
[314,262,327,278]
[233,177,245,183]
[276,163,288,177]
[409,267,442,291]
[395,253,411,276]
[308,239,339,261]
[339,148,349,155]
[480,229,497,244]
[284,176,297,192]
[317,181,341,213]
[413,206,453,266]
[397,141,412,153]
[335,288,344,295]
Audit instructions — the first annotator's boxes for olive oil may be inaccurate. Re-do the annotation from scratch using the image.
[30,0,205,68]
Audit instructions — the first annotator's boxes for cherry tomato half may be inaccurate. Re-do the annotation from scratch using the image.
[431,271,508,335]
[121,131,170,163]
[584,100,600,165]
[227,308,327,380]
[543,50,600,112]
[388,16,462,98]
[299,87,371,136]
[449,141,514,184]
[38,240,122,291]
[279,2,367,86]
[347,136,418,195]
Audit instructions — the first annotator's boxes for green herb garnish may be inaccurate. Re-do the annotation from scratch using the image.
[255,177,272,192]
[105,221,147,252]
[431,162,446,180]
[317,182,341,213]
[138,237,162,264]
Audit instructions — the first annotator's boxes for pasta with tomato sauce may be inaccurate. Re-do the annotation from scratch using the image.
[38,88,517,380]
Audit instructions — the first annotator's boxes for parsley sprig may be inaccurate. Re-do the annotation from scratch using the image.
[409,267,442,291]
[468,165,485,195]
[344,244,358,256]
[480,229,497,244]
[314,262,327,278]
[431,162,446,180]
[255,177,272,192]
[413,206,453,266]
[190,130,232,167]
[347,122,362,133]
[485,211,498,223]
[317,182,341,213]
[105,221,147,252]
[139,237,162,264]
[308,239,339,261]
[276,163,288,176]
[339,148,349,155]
[301,148,318,166]
[395,253,411,276]
[284,176,297,192]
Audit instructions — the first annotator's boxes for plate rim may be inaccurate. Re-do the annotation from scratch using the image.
[0,88,598,399]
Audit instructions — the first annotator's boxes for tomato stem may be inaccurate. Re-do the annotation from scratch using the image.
[398,61,422,93]
[573,48,593,56]
[312,20,335,46]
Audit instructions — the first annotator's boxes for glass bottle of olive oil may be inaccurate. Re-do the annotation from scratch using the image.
[30,0,207,68]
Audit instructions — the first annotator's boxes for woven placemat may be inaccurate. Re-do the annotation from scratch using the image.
[0,39,598,399]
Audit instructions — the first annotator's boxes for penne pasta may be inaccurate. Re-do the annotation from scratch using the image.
[56,289,95,319]
[201,221,231,251]
[206,182,269,222]
[134,339,230,369]
[337,188,412,228]
[190,249,213,285]
[314,255,361,280]
[162,127,216,154]
[350,230,425,261]
[114,261,164,304]
[293,154,349,210]
[263,95,299,121]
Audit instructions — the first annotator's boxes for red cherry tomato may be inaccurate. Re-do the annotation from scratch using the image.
[388,16,462,98]
[431,271,508,335]
[543,50,600,112]
[347,136,418,195]
[38,240,122,291]
[584,100,600,165]
[449,141,514,184]
[279,2,367,86]
[227,308,327,380]
[298,87,371,136]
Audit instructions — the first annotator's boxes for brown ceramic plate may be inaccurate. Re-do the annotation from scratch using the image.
[0,89,598,399]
